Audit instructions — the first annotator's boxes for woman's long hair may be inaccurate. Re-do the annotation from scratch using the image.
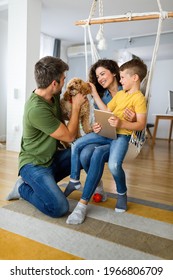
[89,59,120,98]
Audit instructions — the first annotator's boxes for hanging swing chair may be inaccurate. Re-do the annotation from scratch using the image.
[75,0,173,161]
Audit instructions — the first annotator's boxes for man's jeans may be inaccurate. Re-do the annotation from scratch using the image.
[19,148,71,218]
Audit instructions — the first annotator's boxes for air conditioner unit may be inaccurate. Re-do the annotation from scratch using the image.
[67,44,91,58]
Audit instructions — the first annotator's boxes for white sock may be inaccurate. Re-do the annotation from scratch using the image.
[6,177,24,201]
[66,202,87,224]
[70,179,80,183]
[64,180,82,197]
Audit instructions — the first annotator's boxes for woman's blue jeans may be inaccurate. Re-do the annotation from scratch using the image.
[19,148,71,218]
[71,132,131,201]
[80,143,110,201]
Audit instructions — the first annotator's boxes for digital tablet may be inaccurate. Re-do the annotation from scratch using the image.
[94,109,117,139]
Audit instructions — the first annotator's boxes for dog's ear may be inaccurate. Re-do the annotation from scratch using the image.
[82,82,91,95]
[86,83,91,94]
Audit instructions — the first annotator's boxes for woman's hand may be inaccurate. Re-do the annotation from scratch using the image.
[89,82,108,111]
[124,108,136,122]
[92,122,102,133]
[89,82,99,98]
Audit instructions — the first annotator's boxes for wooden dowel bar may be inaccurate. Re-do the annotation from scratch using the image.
[75,12,173,26]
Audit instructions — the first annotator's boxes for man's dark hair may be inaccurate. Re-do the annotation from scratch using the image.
[34,56,69,88]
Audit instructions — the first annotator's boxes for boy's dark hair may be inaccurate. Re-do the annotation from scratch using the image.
[89,59,121,97]
[34,56,69,88]
[119,58,147,82]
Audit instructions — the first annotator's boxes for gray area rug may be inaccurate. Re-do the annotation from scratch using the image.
[1,199,173,260]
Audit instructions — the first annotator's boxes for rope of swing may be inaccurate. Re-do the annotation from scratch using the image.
[83,0,167,149]
[131,0,167,147]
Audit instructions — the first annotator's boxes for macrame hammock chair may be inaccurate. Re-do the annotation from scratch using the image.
[75,0,173,161]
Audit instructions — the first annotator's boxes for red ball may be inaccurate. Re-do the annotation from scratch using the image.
[93,193,102,203]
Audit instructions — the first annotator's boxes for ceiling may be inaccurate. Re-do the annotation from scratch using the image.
[41,0,173,43]
[1,0,173,60]
[41,0,173,60]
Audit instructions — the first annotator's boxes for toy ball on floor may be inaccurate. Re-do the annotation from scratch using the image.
[93,193,102,203]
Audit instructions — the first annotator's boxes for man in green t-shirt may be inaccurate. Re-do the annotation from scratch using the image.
[6,56,86,218]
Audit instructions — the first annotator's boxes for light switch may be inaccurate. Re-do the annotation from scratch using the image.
[14,88,19,99]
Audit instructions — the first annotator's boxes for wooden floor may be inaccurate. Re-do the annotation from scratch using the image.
[0,139,173,208]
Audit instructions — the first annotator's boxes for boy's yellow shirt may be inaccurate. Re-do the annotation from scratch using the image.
[107,90,147,135]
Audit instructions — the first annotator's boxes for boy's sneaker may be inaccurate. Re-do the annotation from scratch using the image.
[115,193,127,213]
[94,180,107,202]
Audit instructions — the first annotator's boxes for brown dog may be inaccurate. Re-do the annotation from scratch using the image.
[60,77,93,138]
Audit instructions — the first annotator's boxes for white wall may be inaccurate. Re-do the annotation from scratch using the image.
[148,59,173,139]
[0,18,7,142]
[0,14,173,151]
[6,0,41,152]
[66,56,92,81]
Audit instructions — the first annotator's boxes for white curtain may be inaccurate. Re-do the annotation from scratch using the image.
[40,33,55,58]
